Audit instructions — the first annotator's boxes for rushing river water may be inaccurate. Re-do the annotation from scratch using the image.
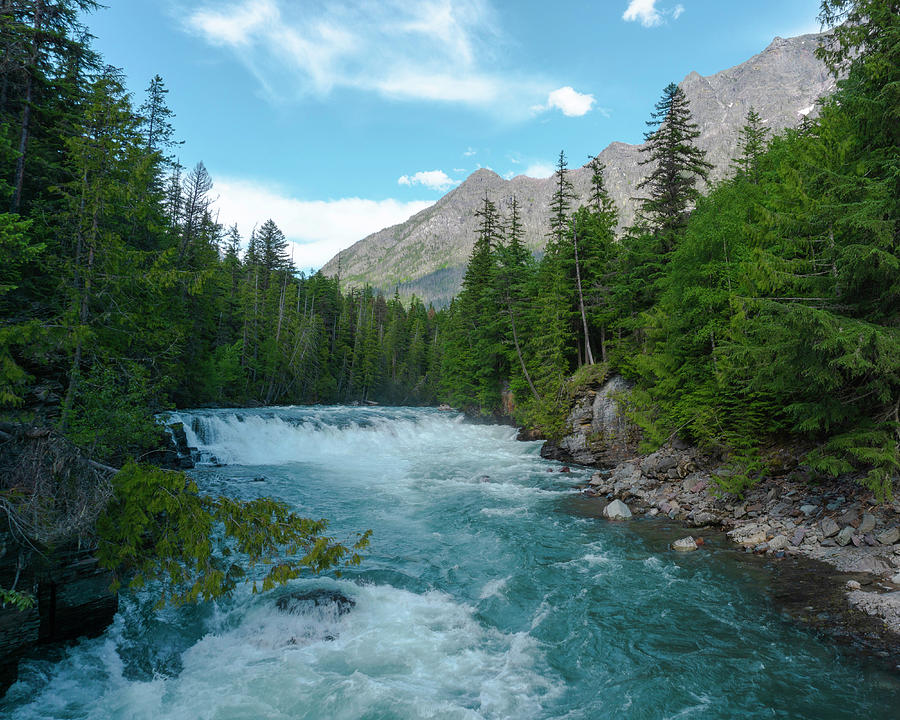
[5,406,900,719]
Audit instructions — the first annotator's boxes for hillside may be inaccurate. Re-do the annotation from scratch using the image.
[321,33,835,306]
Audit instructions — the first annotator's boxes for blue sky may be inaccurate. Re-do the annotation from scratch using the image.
[88,0,823,270]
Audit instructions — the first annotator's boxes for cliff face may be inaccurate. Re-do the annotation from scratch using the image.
[321,33,835,306]
[0,529,118,694]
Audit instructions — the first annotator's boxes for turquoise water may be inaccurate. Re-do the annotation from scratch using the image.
[5,406,899,718]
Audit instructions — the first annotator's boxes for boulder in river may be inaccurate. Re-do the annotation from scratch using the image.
[672,537,698,552]
[602,499,632,520]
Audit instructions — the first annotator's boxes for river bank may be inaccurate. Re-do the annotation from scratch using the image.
[538,375,900,666]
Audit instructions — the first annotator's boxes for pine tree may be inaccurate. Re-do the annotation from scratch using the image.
[139,75,178,157]
[496,195,540,402]
[730,107,770,181]
[637,82,712,248]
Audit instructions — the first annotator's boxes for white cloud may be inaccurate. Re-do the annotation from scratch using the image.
[623,0,662,27]
[523,162,555,179]
[463,147,477,156]
[212,176,433,269]
[397,170,459,191]
[185,0,550,116]
[623,1,685,27]
[533,86,595,117]
[189,0,279,45]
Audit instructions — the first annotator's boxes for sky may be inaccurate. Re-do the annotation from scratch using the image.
[87,0,824,271]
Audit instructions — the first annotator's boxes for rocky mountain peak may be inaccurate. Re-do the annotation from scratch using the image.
[321,32,836,307]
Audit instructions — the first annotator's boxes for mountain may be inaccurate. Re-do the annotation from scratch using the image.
[321,33,835,307]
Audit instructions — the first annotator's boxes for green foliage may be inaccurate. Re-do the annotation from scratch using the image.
[0,586,35,612]
[97,463,371,608]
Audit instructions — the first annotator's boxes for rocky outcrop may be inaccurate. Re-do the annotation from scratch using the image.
[541,375,640,467]
[322,33,836,306]
[0,528,117,694]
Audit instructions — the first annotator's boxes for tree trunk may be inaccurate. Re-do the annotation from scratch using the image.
[573,224,594,365]
[12,0,42,213]
[508,297,541,403]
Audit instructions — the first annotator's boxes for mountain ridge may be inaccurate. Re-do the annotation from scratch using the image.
[321,32,835,306]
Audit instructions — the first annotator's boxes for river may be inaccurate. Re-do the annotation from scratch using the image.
[5,406,899,718]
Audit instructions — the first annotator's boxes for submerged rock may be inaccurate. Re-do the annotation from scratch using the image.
[603,499,632,520]
[276,590,356,617]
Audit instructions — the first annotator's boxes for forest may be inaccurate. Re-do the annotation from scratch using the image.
[0,0,897,607]
[441,0,898,498]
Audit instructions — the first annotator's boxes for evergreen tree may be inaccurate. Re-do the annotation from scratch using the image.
[730,107,770,181]
[637,82,712,247]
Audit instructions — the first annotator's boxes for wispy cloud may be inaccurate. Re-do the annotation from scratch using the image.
[212,176,432,269]
[463,147,477,156]
[622,1,684,28]
[185,0,558,116]
[398,170,460,192]
[533,86,595,117]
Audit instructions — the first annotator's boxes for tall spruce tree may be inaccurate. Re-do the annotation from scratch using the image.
[730,107,770,181]
[637,82,712,248]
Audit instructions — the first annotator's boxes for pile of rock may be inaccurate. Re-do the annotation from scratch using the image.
[581,443,900,635]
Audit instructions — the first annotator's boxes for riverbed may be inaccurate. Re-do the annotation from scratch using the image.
[5,406,899,718]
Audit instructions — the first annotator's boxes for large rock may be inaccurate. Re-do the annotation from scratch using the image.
[672,537,699,552]
[836,526,855,547]
[820,516,840,539]
[877,527,900,546]
[858,513,876,534]
[540,375,640,468]
[602,499,633,521]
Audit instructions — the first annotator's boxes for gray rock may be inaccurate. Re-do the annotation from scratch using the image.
[876,527,900,546]
[847,556,893,575]
[542,377,641,467]
[791,528,807,547]
[836,526,855,547]
[858,513,876,534]
[689,511,718,527]
[672,537,698,552]
[602,499,632,520]
[768,535,790,551]
[800,504,818,516]
[847,580,862,590]
[820,516,840,539]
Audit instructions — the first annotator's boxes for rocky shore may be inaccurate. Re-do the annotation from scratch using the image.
[541,374,900,662]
